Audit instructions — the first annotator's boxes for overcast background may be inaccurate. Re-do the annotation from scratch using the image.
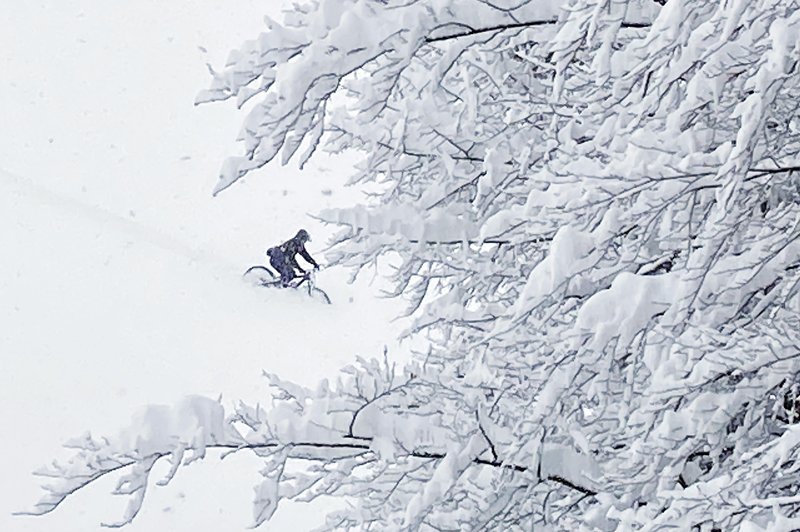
[1,2,403,530]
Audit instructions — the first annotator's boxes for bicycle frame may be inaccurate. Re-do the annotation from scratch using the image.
[242,265,331,304]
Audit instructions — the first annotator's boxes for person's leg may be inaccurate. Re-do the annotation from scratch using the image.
[279,264,293,286]
[269,254,292,286]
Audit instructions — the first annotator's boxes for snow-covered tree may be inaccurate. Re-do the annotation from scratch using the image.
[25,0,800,529]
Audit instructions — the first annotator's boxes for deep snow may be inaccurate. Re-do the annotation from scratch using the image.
[0,168,402,531]
[0,1,405,530]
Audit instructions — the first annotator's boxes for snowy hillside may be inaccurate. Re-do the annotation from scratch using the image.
[1,2,406,528]
[0,167,402,531]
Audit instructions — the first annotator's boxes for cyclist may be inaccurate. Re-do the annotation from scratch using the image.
[266,229,320,286]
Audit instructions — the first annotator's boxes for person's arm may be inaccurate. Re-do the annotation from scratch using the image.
[298,244,319,268]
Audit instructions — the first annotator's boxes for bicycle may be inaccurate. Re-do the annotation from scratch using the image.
[242,265,332,305]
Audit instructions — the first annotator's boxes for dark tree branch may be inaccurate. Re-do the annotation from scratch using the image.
[748,165,800,175]
[406,238,508,245]
[546,476,597,496]
[425,19,651,44]
[476,411,498,462]
[26,437,598,518]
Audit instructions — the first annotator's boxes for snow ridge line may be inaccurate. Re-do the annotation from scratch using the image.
[0,168,240,274]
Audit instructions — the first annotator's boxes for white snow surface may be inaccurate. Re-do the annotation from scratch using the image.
[0,1,403,530]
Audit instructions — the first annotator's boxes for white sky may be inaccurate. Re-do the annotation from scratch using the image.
[1,2,404,530]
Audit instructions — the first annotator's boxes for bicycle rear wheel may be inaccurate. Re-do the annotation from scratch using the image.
[243,266,278,286]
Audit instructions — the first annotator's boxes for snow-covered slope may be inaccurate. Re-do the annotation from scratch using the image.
[0,168,402,531]
[0,2,406,529]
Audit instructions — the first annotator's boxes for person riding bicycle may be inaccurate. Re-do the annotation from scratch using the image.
[267,229,320,286]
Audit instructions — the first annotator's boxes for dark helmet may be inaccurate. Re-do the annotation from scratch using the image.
[295,229,311,242]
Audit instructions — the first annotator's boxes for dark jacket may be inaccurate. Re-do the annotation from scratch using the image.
[274,236,318,273]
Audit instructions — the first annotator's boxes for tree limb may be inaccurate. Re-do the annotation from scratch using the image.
[425,19,651,44]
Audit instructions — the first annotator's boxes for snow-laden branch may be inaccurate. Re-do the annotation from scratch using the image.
[22,360,599,528]
[197,0,660,194]
[425,18,652,44]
